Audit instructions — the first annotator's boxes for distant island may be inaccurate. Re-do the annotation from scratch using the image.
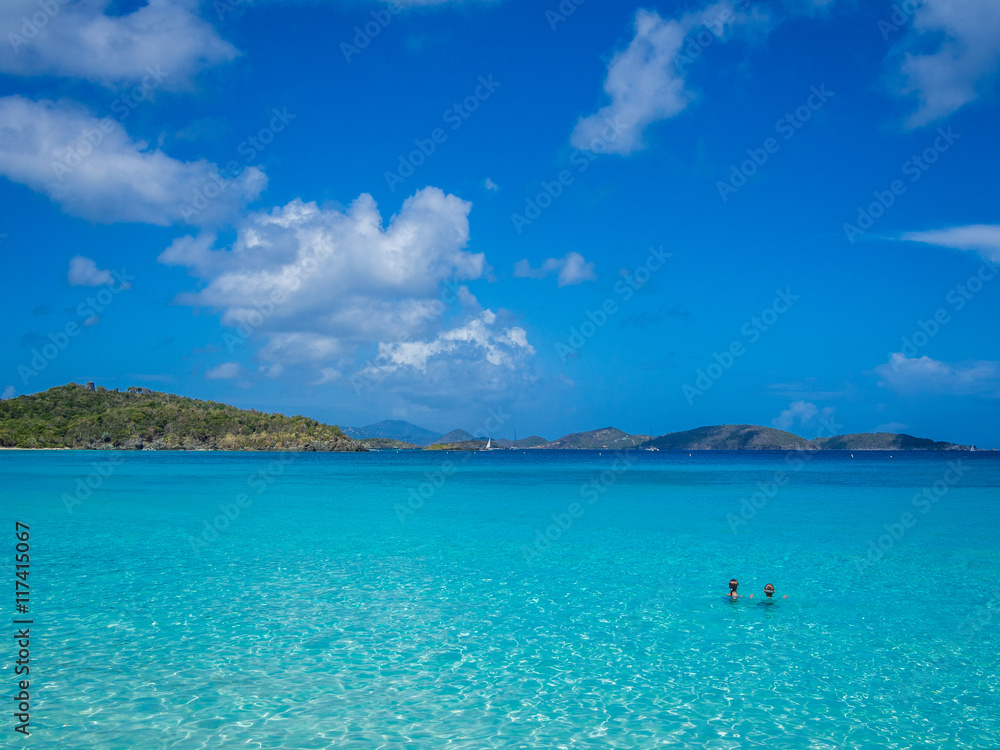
[638,424,968,451]
[0,384,983,452]
[349,420,976,452]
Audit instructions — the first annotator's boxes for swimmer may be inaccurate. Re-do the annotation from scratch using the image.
[728,579,742,598]
[751,583,787,600]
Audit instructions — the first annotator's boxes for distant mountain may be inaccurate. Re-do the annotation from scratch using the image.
[642,425,811,451]
[543,427,650,450]
[433,429,476,445]
[639,425,969,451]
[344,420,441,446]
[810,432,967,450]
[496,435,550,448]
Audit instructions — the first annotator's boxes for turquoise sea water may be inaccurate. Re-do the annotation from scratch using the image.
[2,449,999,749]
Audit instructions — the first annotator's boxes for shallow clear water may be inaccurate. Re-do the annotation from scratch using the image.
[2,450,999,748]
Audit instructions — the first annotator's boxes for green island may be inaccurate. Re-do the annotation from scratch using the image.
[0,383,363,451]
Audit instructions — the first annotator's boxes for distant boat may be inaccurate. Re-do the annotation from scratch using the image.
[481,437,497,452]
[645,446,659,452]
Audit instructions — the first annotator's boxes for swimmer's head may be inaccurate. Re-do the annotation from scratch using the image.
[764,583,775,598]
[729,579,738,592]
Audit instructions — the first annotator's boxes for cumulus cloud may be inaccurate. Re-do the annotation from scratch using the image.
[484,178,499,192]
[513,251,597,286]
[1,386,15,400]
[771,400,833,432]
[900,224,1000,263]
[0,0,237,86]
[163,187,534,392]
[0,97,266,225]
[890,0,1000,127]
[571,2,767,154]
[876,353,1000,397]
[372,310,533,373]
[67,256,113,287]
[356,310,535,400]
[205,362,241,380]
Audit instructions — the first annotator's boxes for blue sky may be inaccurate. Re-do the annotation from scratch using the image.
[1,0,999,445]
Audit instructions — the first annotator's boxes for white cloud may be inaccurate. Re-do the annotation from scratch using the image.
[1,386,15,400]
[772,400,836,436]
[890,0,1000,127]
[160,233,222,275]
[0,97,266,225]
[900,224,1000,263]
[513,251,597,286]
[876,353,1000,397]
[571,2,767,155]
[313,367,342,385]
[206,362,241,380]
[484,178,499,192]
[163,188,482,346]
[163,187,533,393]
[372,310,533,373]
[772,400,818,431]
[356,310,535,400]
[0,0,237,86]
[67,256,113,287]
